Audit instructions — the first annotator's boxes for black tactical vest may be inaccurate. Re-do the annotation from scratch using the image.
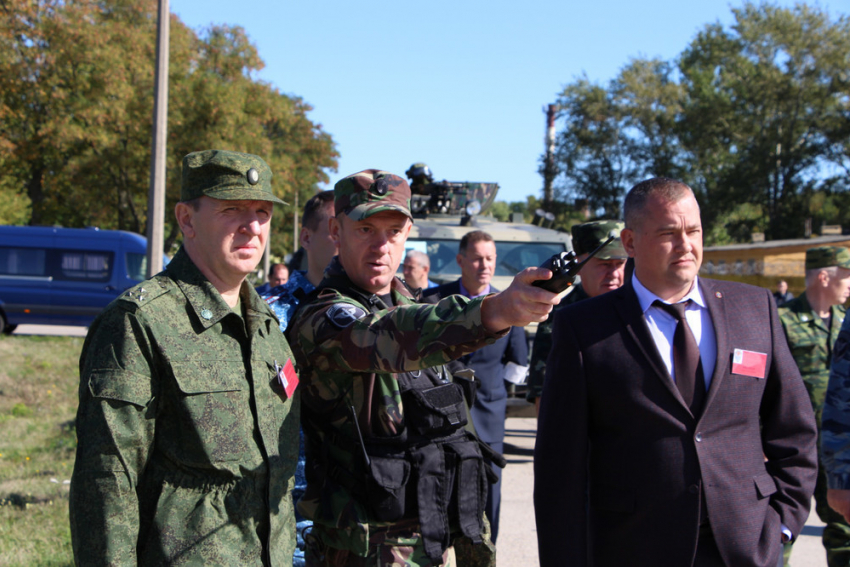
[302,272,495,563]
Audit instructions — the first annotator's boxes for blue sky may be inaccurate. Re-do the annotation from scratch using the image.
[170,0,840,204]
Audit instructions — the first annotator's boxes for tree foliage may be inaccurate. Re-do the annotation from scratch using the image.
[548,2,850,243]
[0,0,338,257]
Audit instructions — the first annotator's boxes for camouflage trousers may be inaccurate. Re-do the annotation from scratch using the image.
[784,455,850,567]
[304,519,496,567]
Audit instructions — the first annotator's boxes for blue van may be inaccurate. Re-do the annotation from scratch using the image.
[0,226,168,333]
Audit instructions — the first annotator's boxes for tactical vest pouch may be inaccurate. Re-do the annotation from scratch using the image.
[446,439,487,543]
[414,443,452,563]
[404,382,468,436]
[366,456,411,522]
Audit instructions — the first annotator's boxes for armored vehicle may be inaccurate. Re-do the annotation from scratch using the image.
[402,164,571,407]
[402,163,573,292]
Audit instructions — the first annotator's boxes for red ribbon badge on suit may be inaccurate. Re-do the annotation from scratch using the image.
[732,348,767,379]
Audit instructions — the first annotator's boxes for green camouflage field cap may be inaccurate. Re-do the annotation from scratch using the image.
[181,149,286,205]
[806,246,850,270]
[571,220,627,259]
[334,169,412,221]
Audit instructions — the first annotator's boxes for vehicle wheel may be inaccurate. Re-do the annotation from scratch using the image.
[0,312,13,334]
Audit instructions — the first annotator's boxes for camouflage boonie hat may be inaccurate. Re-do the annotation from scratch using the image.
[806,246,850,270]
[334,169,412,221]
[571,220,627,259]
[181,149,286,205]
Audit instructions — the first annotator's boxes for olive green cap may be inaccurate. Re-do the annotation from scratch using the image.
[181,149,286,205]
[334,169,412,221]
[805,246,850,270]
[571,220,627,259]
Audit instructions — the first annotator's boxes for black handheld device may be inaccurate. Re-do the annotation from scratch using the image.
[532,234,616,294]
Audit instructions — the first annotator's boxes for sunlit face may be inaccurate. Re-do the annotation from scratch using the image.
[331,211,412,294]
[178,197,272,291]
[457,240,496,291]
[578,257,627,298]
[827,267,850,306]
[402,256,429,289]
[269,265,289,287]
[621,192,703,302]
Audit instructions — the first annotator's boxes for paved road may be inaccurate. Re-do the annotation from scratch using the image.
[11,324,88,337]
[498,416,828,567]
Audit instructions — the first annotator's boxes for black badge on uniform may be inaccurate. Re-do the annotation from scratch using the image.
[247,168,260,185]
[374,177,389,196]
[327,303,367,328]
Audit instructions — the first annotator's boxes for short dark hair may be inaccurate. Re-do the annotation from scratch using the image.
[182,196,202,211]
[302,190,335,231]
[458,230,494,255]
[623,177,694,230]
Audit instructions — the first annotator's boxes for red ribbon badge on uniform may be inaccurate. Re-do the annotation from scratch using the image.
[732,348,767,379]
[276,359,299,398]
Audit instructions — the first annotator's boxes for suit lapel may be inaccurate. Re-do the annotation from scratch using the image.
[700,279,729,418]
[614,282,688,410]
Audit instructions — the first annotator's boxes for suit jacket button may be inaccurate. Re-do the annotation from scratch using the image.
[695,432,703,442]
[689,484,700,494]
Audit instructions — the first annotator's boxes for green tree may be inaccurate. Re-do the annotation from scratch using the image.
[552,77,635,219]
[0,0,92,226]
[546,2,850,243]
[551,59,684,219]
[0,0,337,257]
[612,58,684,181]
[678,2,850,239]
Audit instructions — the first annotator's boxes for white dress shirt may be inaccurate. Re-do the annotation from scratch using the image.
[632,274,717,390]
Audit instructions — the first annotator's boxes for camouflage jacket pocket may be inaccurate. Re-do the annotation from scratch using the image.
[167,361,257,464]
[89,369,153,408]
[172,361,243,394]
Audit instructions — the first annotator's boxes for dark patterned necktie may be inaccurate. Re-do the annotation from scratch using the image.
[654,300,706,415]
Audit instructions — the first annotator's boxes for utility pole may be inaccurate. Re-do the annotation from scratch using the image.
[292,191,299,257]
[542,104,558,207]
[145,0,169,277]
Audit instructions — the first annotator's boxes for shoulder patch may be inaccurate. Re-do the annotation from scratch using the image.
[116,278,171,308]
[326,303,366,328]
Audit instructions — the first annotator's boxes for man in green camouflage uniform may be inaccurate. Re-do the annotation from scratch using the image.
[286,169,558,567]
[779,246,850,566]
[70,150,300,566]
[525,220,627,412]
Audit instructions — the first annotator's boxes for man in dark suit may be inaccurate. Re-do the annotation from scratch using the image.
[423,230,528,543]
[534,177,818,567]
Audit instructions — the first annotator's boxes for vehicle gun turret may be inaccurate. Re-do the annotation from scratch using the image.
[405,162,499,223]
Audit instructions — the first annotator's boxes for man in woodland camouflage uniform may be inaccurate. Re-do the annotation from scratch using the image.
[779,246,850,566]
[70,150,300,565]
[525,220,627,412]
[286,169,558,566]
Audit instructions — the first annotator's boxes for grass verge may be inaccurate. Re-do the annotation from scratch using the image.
[0,334,82,567]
